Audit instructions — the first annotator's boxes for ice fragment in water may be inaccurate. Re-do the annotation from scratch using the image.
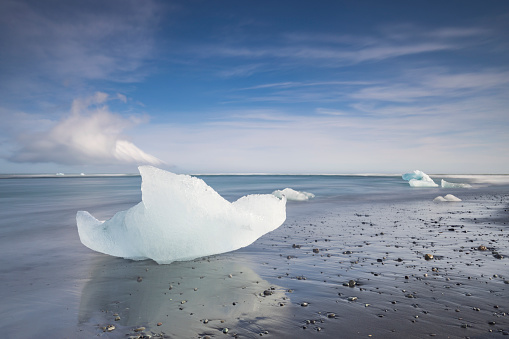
[77,166,287,264]
[272,188,315,201]
[433,194,461,202]
[441,179,471,188]
[402,170,438,187]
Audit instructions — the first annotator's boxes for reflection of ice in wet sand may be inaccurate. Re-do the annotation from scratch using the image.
[78,255,288,337]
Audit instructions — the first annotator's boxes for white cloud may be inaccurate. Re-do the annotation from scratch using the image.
[9,93,163,166]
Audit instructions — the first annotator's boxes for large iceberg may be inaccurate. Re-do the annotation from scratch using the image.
[402,170,439,187]
[77,166,287,264]
[441,179,472,188]
[272,188,315,201]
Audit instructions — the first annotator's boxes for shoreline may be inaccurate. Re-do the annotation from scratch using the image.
[0,179,507,338]
[74,190,508,338]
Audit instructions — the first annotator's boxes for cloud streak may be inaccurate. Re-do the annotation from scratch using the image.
[196,25,486,70]
[0,0,162,101]
[9,93,163,166]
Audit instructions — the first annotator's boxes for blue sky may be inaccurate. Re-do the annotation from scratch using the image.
[1,0,508,174]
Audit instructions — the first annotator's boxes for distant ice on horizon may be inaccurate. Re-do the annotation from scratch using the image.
[441,179,472,188]
[402,170,439,187]
[76,166,287,264]
[272,188,315,201]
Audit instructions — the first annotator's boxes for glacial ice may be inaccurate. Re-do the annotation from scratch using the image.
[402,170,439,187]
[433,194,462,202]
[272,188,315,201]
[441,179,472,188]
[76,166,287,264]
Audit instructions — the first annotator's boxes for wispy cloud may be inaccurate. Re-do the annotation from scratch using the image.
[8,93,163,166]
[314,108,349,116]
[238,81,375,91]
[0,0,162,92]
[350,69,509,102]
[208,43,454,65]
[197,24,487,70]
[216,63,267,77]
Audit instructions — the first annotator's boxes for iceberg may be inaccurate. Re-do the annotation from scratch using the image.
[441,179,472,188]
[402,170,439,187]
[77,166,287,264]
[433,194,462,202]
[272,188,315,201]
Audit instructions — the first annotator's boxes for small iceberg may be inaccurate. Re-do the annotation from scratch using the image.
[441,179,471,188]
[272,188,315,201]
[77,166,287,264]
[433,194,462,202]
[402,170,438,187]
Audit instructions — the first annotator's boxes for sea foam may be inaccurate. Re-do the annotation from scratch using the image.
[77,166,287,264]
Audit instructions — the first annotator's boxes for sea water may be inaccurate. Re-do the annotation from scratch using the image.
[0,173,507,337]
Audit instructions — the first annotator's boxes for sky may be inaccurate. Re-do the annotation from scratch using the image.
[1,0,508,174]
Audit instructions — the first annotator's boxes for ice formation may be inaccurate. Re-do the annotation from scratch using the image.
[441,179,472,188]
[272,188,315,201]
[433,194,462,202]
[77,166,287,264]
[402,170,439,187]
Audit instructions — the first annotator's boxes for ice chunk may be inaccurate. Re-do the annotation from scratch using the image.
[402,170,438,187]
[402,170,426,181]
[77,166,287,264]
[272,188,315,201]
[433,194,462,202]
[408,179,439,187]
[441,179,471,188]
[444,194,462,201]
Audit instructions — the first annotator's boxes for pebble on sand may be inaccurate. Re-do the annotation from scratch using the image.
[424,254,434,260]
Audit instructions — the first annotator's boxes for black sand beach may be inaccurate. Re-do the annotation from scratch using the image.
[1,180,508,338]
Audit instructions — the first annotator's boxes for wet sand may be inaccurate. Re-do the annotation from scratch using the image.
[74,190,508,338]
